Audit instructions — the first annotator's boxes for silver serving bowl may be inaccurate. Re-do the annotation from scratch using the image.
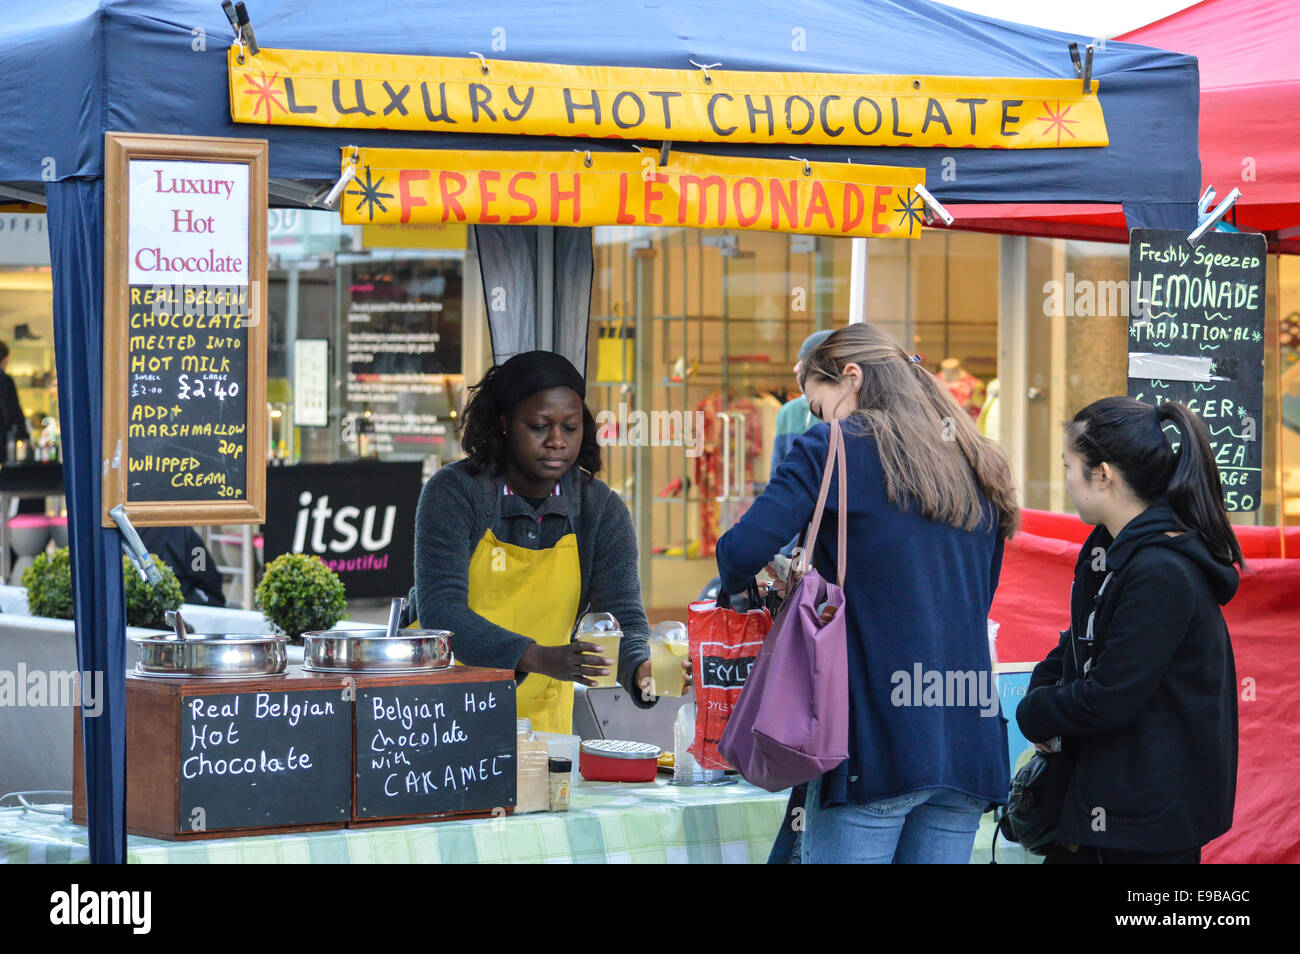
[300,628,453,673]
[131,634,289,678]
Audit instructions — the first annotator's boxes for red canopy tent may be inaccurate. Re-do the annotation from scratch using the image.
[948,0,1300,253]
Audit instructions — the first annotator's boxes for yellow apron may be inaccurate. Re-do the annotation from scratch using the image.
[466,522,582,735]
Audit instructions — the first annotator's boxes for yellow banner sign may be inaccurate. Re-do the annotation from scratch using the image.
[230,48,1107,149]
[361,223,468,251]
[337,148,927,239]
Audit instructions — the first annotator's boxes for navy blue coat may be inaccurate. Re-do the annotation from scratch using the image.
[716,422,1009,809]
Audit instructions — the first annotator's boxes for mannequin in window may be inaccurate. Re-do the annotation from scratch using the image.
[936,358,984,422]
[0,340,29,462]
[977,377,1001,443]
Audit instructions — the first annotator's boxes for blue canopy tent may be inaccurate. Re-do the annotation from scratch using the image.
[0,0,1200,862]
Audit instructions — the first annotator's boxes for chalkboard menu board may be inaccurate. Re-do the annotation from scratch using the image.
[179,688,353,832]
[1128,228,1267,512]
[102,133,268,526]
[355,680,517,818]
[125,283,250,501]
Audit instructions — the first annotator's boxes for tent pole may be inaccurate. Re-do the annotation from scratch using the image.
[47,179,129,865]
[537,226,555,351]
[848,237,868,323]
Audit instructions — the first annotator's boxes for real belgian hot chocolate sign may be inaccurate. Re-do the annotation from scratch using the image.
[102,133,268,527]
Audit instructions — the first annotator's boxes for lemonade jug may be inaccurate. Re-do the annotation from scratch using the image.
[575,612,621,689]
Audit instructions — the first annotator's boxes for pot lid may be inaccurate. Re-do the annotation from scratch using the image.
[580,739,661,759]
[129,633,286,645]
[302,628,452,640]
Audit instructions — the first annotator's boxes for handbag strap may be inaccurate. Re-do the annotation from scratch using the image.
[795,419,848,588]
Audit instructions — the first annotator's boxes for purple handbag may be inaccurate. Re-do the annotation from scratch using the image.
[718,419,849,792]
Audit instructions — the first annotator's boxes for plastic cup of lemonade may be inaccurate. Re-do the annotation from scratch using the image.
[576,612,621,689]
[649,620,690,697]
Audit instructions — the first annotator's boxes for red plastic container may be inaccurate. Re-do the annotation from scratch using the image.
[579,739,661,782]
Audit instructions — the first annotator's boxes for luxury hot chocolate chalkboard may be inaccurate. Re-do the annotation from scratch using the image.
[102,133,268,526]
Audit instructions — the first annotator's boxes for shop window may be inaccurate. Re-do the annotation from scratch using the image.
[265,210,469,468]
[1276,254,1299,528]
[864,231,1000,429]
[0,263,58,455]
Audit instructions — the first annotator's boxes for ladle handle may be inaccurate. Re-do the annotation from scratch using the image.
[110,504,162,585]
[165,609,187,641]
[386,597,407,638]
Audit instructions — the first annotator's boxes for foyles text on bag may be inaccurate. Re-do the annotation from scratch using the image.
[686,593,771,771]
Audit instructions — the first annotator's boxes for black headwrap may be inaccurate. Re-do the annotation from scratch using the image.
[490,350,586,410]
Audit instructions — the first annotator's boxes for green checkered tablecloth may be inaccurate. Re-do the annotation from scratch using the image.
[0,780,1035,864]
[0,779,785,864]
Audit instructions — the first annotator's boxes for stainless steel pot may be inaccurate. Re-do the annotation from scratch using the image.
[131,634,289,678]
[301,628,453,673]
[130,609,288,679]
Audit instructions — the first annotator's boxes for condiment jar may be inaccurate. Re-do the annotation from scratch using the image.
[548,757,572,811]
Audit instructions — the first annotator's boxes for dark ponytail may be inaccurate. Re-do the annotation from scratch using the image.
[1156,401,1244,568]
[1065,397,1243,568]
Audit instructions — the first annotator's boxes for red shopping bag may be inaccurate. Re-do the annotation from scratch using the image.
[687,592,772,770]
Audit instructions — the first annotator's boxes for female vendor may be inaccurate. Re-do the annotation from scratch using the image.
[413,350,682,734]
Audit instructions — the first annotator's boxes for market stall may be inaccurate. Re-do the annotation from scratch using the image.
[0,0,1203,863]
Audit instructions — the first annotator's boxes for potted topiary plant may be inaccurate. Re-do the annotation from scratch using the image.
[22,546,74,619]
[21,546,185,629]
[255,552,347,643]
[122,554,185,629]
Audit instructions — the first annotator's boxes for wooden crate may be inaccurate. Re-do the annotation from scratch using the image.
[72,664,519,840]
[73,667,353,840]
[345,667,518,827]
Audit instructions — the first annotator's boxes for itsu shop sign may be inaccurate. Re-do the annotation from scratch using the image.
[103,133,268,527]
[263,461,422,598]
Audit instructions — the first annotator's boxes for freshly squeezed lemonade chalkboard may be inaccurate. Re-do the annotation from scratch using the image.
[1128,228,1267,512]
[103,133,268,526]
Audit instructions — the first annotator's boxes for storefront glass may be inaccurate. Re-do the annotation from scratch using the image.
[1277,254,1300,526]
[588,227,1001,612]
[265,211,469,469]
[0,214,59,456]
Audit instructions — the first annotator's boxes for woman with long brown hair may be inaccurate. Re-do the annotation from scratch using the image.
[716,323,1019,863]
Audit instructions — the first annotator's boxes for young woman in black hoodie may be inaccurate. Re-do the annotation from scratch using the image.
[1017,397,1241,864]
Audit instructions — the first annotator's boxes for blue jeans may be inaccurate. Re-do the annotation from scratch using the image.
[801,777,986,864]
[766,784,806,864]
